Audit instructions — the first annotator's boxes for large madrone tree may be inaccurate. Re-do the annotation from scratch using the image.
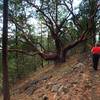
[9,0,100,63]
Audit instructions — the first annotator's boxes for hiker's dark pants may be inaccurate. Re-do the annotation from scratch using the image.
[92,54,100,70]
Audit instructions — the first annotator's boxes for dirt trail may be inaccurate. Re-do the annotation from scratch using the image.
[84,54,100,100]
[3,54,100,100]
[91,70,100,100]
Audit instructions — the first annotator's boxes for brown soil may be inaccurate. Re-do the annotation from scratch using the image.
[2,53,100,100]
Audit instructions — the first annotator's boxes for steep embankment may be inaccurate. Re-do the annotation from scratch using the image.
[8,54,100,100]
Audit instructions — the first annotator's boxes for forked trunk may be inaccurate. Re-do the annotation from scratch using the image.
[55,50,66,64]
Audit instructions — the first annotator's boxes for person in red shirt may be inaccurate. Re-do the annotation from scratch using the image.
[91,42,100,70]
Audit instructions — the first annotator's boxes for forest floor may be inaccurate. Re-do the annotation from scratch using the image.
[1,53,100,100]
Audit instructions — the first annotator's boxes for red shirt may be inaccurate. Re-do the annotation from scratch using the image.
[91,47,100,54]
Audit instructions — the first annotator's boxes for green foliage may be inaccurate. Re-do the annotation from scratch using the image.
[0,52,2,92]
[79,0,98,30]
[0,0,3,12]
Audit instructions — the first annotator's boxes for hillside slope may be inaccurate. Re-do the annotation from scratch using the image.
[8,54,100,100]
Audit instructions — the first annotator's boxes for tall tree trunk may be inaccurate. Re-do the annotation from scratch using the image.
[15,26,20,79]
[88,0,97,44]
[14,3,20,79]
[2,0,10,100]
[47,32,50,64]
[40,21,44,68]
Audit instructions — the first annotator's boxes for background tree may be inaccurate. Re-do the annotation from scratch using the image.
[79,0,98,44]
[0,0,48,90]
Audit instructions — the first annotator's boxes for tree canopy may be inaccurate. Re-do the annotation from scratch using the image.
[0,0,99,64]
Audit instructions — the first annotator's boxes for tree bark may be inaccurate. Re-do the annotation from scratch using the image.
[2,0,10,100]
